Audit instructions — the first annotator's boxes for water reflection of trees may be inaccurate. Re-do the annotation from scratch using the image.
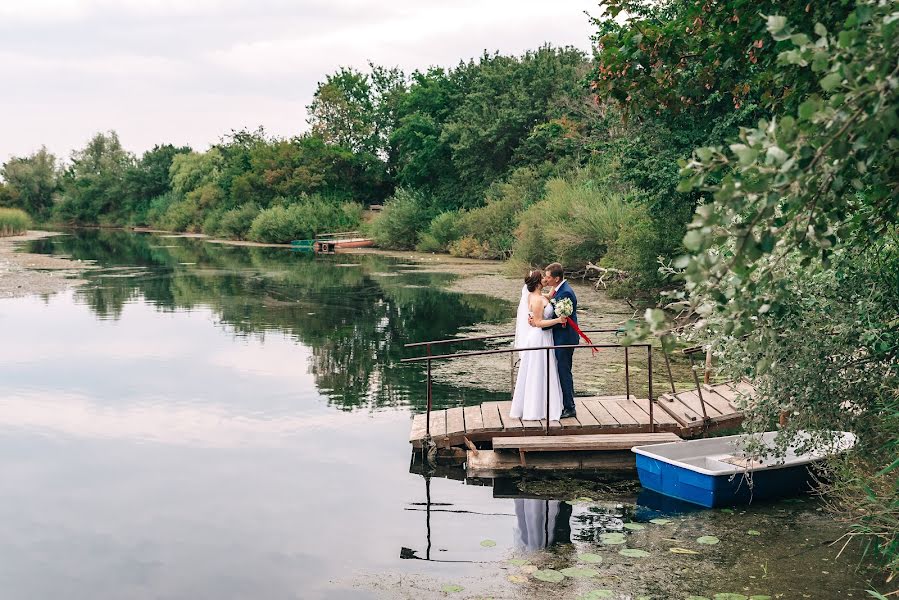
[33,230,511,410]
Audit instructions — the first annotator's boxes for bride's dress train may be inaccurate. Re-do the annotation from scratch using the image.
[509,287,563,421]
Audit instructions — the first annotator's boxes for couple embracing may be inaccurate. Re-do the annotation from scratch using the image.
[510,262,581,422]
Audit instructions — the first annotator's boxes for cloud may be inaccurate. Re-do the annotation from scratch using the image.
[0,0,595,161]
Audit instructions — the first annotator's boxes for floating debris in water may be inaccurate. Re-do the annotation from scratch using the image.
[578,591,615,599]
[507,574,528,584]
[670,547,701,555]
[618,548,651,558]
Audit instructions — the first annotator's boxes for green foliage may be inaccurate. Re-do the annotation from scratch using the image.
[247,198,362,244]
[511,172,648,277]
[447,167,547,259]
[56,131,134,223]
[124,144,191,224]
[416,211,460,252]
[0,147,60,219]
[308,64,406,158]
[718,240,898,578]
[370,188,432,250]
[610,1,899,584]
[0,207,32,236]
[213,204,261,240]
[670,1,899,340]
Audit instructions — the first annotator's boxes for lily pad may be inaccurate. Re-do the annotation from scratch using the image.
[618,548,651,558]
[578,552,604,564]
[560,566,600,578]
[533,569,565,583]
[574,496,595,503]
[686,597,711,600]
[749,596,772,600]
[746,530,761,536]
[480,539,497,547]
[649,518,671,525]
[506,558,529,566]
[697,536,721,545]
[669,547,700,555]
[623,522,646,531]
[507,574,528,584]
[440,584,464,593]
[713,594,748,600]
[600,532,628,545]
[579,591,615,600]
[520,565,538,574]
[721,508,735,514]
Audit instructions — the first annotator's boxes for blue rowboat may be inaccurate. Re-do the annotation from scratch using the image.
[632,431,856,508]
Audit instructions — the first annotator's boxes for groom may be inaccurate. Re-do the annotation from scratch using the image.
[531,262,578,419]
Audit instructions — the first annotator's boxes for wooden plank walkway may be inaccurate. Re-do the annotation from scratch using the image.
[409,381,748,448]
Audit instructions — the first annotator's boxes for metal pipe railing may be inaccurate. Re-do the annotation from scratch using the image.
[402,342,656,436]
[404,328,624,349]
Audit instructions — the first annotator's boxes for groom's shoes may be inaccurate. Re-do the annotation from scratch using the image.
[560,408,577,419]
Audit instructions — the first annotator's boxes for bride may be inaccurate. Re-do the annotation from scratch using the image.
[509,269,566,422]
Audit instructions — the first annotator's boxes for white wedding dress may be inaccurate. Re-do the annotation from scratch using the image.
[509,286,563,421]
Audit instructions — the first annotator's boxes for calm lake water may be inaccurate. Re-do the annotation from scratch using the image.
[0,230,883,599]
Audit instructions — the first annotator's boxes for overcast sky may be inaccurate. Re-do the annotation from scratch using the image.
[0,0,595,162]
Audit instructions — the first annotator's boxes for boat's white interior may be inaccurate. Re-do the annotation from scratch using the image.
[633,431,857,476]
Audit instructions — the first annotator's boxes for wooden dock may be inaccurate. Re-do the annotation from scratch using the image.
[409,380,749,448]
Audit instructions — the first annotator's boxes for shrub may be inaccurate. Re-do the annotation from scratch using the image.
[454,196,524,259]
[247,197,362,244]
[158,197,201,232]
[416,211,460,252]
[217,204,261,240]
[370,188,432,250]
[0,208,31,236]
[146,192,177,228]
[448,236,492,259]
[512,174,644,269]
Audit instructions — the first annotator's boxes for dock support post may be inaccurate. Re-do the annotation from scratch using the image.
[624,346,630,399]
[426,343,432,440]
[545,348,550,435]
[647,345,655,433]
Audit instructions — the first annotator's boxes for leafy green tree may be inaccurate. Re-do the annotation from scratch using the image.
[308,64,406,159]
[124,144,191,224]
[0,146,61,219]
[442,46,588,207]
[58,131,134,223]
[618,2,898,583]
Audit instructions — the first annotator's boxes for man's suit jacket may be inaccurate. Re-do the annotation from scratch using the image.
[550,281,579,346]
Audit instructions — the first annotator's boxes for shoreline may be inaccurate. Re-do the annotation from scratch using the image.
[0,231,93,299]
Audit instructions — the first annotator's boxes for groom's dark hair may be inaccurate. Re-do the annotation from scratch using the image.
[546,262,564,280]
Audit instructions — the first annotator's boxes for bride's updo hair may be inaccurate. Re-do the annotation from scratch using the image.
[524,269,542,292]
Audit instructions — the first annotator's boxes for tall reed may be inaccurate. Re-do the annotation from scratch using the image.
[0,208,31,236]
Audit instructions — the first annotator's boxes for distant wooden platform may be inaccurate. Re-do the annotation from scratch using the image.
[409,381,749,448]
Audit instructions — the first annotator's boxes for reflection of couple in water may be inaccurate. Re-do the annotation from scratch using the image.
[513,498,572,551]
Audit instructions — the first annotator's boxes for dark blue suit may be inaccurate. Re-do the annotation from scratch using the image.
[550,281,578,413]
